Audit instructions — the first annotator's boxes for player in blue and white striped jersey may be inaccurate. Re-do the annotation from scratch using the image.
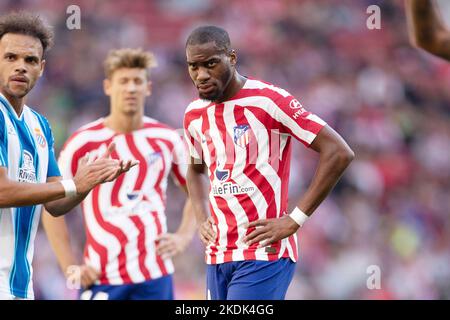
[0,12,137,299]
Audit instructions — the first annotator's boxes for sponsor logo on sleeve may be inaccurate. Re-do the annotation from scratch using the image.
[289,99,307,120]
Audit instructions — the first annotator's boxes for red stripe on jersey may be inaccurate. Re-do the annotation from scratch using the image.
[280,141,292,216]
[201,108,218,264]
[184,105,213,163]
[288,234,298,261]
[126,135,146,190]
[123,134,153,279]
[171,164,186,186]
[151,211,168,275]
[129,215,151,279]
[110,147,126,207]
[91,186,132,283]
[83,206,109,284]
[214,196,235,263]
[145,138,168,206]
[144,138,170,275]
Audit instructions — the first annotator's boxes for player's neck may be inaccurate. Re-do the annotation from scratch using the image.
[1,90,24,117]
[216,72,246,103]
[104,113,143,134]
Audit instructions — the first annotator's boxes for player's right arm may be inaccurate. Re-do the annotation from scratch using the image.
[186,159,216,245]
[406,0,450,60]
[0,156,119,209]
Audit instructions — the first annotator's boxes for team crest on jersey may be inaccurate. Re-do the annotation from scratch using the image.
[233,125,251,148]
[34,127,47,148]
[18,150,36,183]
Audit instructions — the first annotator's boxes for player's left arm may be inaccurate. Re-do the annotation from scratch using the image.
[155,136,197,259]
[244,124,354,247]
[156,185,196,259]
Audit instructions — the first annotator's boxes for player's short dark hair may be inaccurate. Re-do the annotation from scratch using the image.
[0,11,54,56]
[186,25,231,53]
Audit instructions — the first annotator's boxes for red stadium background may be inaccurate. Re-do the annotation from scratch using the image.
[2,0,449,299]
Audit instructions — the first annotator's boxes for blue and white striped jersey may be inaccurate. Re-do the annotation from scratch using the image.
[0,93,60,299]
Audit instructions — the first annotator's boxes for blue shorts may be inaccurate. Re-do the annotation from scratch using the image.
[206,258,296,300]
[79,275,173,300]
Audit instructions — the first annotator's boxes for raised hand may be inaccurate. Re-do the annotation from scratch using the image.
[72,142,138,194]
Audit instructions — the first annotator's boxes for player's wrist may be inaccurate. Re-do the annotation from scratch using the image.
[288,207,309,227]
[60,179,78,197]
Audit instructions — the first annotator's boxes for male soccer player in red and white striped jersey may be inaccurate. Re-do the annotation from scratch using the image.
[42,48,196,300]
[183,26,354,300]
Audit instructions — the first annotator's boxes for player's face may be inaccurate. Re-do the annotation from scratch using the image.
[0,33,45,100]
[104,68,151,116]
[186,42,235,101]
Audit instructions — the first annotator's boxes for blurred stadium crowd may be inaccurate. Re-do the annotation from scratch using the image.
[1,0,449,299]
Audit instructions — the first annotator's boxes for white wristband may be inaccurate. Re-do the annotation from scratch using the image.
[289,207,309,227]
[60,179,77,197]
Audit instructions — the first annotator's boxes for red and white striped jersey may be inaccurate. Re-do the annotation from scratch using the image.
[58,116,187,285]
[183,78,326,265]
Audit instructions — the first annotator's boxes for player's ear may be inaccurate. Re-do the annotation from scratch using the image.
[229,50,237,67]
[146,81,152,97]
[39,59,46,77]
[103,78,111,96]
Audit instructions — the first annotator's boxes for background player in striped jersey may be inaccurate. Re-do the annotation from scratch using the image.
[0,12,135,300]
[184,26,355,300]
[405,0,450,61]
[42,48,196,300]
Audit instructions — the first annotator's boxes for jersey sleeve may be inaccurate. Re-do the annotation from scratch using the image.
[41,117,61,177]
[183,112,202,161]
[0,113,7,167]
[170,132,188,187]
[57,133,81,180]
[273,92,327,147]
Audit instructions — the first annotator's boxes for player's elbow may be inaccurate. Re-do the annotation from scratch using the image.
[412,30,450,57]
[44,203,65,217]
[333,144,355,171]
[0,195,11,208]
[0,185,14,208]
